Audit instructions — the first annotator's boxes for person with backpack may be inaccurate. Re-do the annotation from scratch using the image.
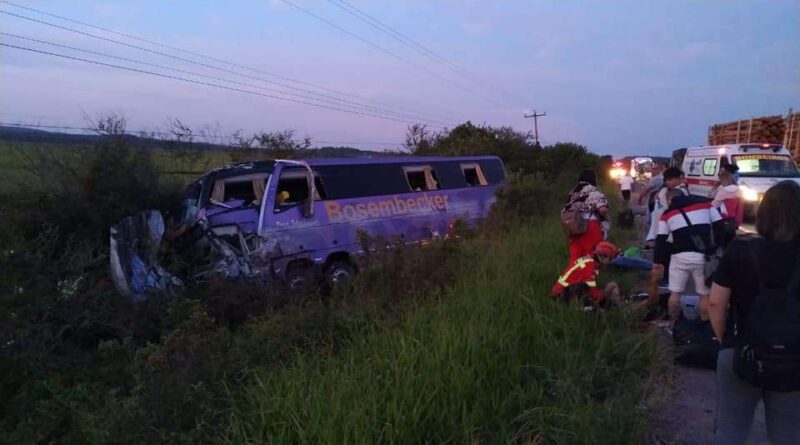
[708,180,800,444]
[654,187,724,324]
[561,170,609,263]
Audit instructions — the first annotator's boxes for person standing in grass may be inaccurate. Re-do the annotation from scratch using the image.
[619,172,634,204]
[709,181,800,445]
[562,169,610,262]
[638,163,665,250]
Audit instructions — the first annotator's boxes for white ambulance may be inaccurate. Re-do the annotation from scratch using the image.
[679,143,800,209]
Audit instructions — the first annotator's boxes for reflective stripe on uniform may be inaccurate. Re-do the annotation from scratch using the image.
[557,257,595,287]
[585,281,597,287]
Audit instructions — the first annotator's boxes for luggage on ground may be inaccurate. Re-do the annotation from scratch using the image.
[673,314,719,369]
[617,208,634,229]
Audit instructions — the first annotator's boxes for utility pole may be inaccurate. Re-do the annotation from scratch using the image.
[524,109,547,148]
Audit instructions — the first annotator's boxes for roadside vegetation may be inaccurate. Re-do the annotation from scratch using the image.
[0,117,658,444]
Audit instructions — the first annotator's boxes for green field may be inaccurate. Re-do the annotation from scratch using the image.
[0,141,255,189]
[0,140,391,191]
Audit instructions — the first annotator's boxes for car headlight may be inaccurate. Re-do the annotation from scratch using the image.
[740,185,759,202]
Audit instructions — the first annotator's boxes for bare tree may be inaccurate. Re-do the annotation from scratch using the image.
[253,130,311,151]
[403,123,439,154]
[84,112,127,136]
[167,118,194,144]
[198,122,225,146]
[230,129,254,149]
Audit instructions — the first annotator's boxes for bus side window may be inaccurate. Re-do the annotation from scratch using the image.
[403,166,439,191]
[209,174,268,207]
[461,163,488,186]
[274,170,326,212]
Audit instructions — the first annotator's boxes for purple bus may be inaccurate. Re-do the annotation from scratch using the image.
[111,156,505,298]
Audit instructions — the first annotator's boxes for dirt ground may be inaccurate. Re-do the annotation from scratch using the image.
[622,185,769,444]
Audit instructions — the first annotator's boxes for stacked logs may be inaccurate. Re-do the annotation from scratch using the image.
[784,111,800,161]
[708,115,786,145]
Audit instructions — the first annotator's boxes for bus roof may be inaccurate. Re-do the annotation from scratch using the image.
[201,155,503,181]
[303,155,502,166]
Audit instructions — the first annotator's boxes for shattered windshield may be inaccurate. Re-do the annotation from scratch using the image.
[209,173,271,208]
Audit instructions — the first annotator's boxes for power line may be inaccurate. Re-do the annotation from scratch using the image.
[0,1,456,124]
[279,0,501,106]
[0,10,454,126]
[328,1,476,85]
[0,42,443,126]
[326,0,519,106]
[0,122,183,138]
[0,32,448,125]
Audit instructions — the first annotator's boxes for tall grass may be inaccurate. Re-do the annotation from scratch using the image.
[228,219,660,444]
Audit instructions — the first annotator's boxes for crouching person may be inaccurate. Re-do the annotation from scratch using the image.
[551,241,621,310]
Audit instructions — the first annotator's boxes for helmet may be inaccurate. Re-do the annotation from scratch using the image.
[594,241,620,258]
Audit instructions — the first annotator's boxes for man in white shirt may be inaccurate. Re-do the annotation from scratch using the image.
[618,174,634,203]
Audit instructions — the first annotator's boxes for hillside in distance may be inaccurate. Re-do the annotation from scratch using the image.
[0,125,394,158]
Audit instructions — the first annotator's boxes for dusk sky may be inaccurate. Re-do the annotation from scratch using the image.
[1,0,798,156]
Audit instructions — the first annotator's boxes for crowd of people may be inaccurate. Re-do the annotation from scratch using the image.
[552,165,800,444]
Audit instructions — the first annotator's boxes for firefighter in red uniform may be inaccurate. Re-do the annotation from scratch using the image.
[551,241,621,308]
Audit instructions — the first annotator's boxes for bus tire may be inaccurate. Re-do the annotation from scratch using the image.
[324,261,355,291]
[286,264,315,293]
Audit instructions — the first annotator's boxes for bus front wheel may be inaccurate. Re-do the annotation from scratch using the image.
[325,261,355,291]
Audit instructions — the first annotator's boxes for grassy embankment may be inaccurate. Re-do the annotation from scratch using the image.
[1,131,660,443]
[227,217,659,444]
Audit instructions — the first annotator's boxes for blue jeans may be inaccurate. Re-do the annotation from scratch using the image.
[609,255,652,271]
[713,348,800,445]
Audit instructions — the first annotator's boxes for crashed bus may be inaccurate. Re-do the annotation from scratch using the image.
[111,156,506,299]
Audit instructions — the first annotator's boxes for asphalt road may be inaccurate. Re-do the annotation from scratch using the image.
[620,185,768,445]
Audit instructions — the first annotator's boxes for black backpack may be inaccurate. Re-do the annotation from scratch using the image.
[673,315,719,369]
[733,240,800,391]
